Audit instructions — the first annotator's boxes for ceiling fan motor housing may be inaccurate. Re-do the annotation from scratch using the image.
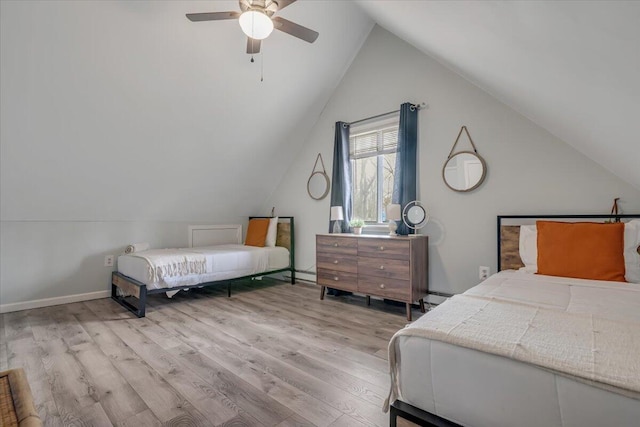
[240,0,278,16]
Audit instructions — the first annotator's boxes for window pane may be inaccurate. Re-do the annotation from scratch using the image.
[350,132,378,157]
[381,152,396,221]
[382,129,398,151]
[352,156,378,222]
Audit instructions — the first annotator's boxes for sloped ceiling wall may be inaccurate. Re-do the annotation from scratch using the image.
[1,0,373,222]
[356,0,640,191]
[2,0,637,226]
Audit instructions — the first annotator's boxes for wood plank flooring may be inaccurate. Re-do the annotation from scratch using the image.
[2,279,425,426]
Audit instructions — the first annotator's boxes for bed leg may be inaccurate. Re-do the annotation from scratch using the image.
[320,286,326,300]
[390,404,398,427]
[366,295,371,306]
[290,269,296,285]
[138,286,147,318]
[227,281,231,298]
[391,400,463,427]
[406,303,412,321]
[111,273,147,318]
[419,298,426,313]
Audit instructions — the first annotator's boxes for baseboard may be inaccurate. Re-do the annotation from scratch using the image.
[0,290,111,314]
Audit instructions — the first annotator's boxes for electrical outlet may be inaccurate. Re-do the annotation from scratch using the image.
[104,255,114,267]
[479,266,490,281]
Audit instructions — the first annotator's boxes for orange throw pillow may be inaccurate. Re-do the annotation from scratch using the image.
[245,219,270,247]
[537,221,626,282]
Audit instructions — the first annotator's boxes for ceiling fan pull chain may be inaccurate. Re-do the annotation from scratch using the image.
[261,49,264,82]
[250,14,255,63]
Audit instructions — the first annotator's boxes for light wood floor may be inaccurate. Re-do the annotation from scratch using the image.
[1,279,425,426]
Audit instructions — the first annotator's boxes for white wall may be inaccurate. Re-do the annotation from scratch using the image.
[262,26,640,296]
[0,1,371,307]
[0,221,196,305]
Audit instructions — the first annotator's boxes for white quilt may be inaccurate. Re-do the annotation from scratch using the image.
[118,244,287,290]
[385,271,640,411]
[129,249,207,283]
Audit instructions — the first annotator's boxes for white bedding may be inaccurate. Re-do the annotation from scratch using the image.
[390,271,640,427]
[117,244,290,290]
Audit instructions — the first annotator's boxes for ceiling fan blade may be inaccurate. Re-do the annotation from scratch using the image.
[273,0,297,11]
[186,11,240,22]
[246,37,261,54]
[272,16,318,43]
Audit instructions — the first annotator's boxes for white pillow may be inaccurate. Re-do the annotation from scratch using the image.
[265,217,279,247]
[518,220,640,282]
[518,225,538,273]
[624,219,640,283]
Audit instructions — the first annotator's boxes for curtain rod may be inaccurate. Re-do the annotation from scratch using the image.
[346,102,426,126]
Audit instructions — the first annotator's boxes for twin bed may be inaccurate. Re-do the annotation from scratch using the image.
[387,214,640,427]
[111,216,295,317]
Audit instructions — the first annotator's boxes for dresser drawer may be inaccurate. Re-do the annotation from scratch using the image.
[317,254,357,273]
[358,238,409,260]
[317,235,358,256]
[357,275,411,301]
[317,269,358,292]
[357,256,410,280]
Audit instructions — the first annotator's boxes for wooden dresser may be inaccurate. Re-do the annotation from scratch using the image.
[316,234,428,320]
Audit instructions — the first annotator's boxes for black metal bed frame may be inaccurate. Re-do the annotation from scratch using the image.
[390,400,462,427]
[390,213,640,427]
[111,216,295,318]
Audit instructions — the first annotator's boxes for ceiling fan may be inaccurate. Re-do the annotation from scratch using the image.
[186,0,319,55]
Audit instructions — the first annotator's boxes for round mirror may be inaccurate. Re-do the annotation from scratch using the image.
[307,171,330,200]
[442,151,487,192]
[407,205,426,225]
[402,201,429,231]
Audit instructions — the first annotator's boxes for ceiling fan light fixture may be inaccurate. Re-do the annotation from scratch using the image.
[239,10,274,40]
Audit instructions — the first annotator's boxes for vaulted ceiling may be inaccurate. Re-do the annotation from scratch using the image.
[2,1,638,224]
[356,0,640,190]
[0,0,374,220]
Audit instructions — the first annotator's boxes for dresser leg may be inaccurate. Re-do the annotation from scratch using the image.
[406,303,412,321]
[366,295,371,306]
[320,286,326,300]
[419,298,426,313]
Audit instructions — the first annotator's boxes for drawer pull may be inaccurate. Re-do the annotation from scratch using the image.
[379,284,386,289]
[334,243,339,247]
[379,246,385,250]
[379,265,385,270]
[333,260,339,264]
[334,276,339,281]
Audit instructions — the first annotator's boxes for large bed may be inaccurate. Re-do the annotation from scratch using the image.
[111,216,295,318]
[387,214,640,427]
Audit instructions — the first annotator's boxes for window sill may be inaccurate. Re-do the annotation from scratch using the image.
[362,224,391,235]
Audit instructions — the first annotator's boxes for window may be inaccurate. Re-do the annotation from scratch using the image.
[350,115,399,224]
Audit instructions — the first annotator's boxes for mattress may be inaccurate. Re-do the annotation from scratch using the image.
[393,271,640,427]
[117,244,289,290]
